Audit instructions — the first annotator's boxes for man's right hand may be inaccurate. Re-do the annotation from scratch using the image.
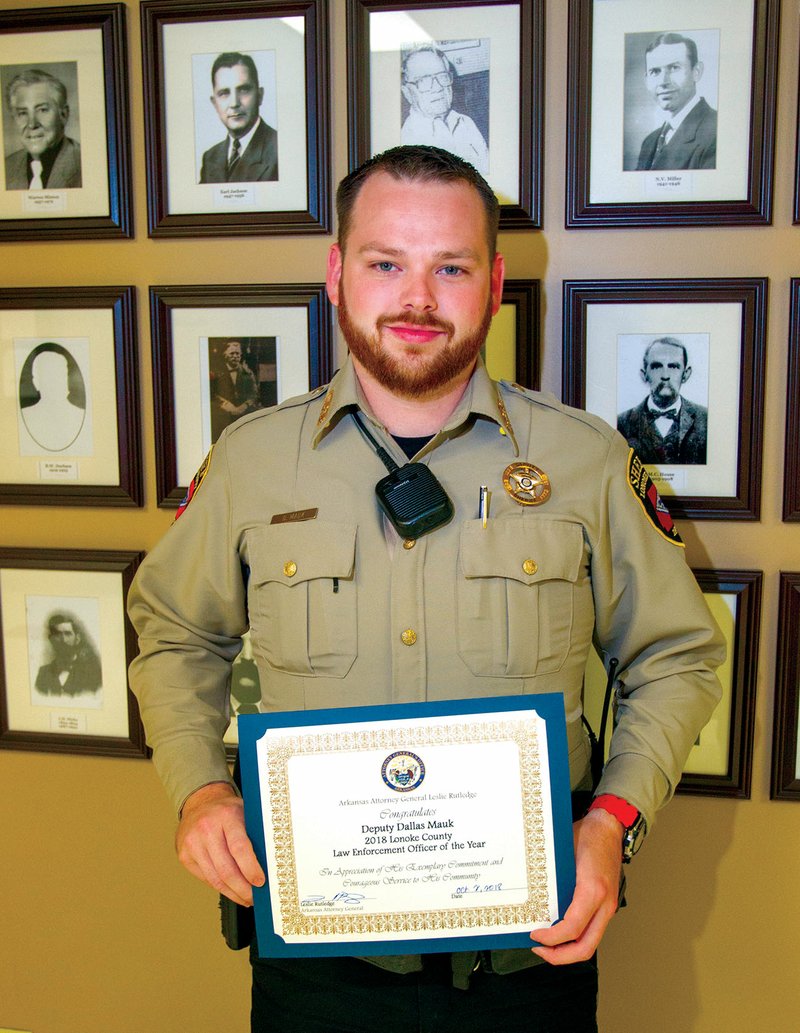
[176,782,265,906]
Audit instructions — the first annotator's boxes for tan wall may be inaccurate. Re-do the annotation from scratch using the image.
[1,1,798,1031]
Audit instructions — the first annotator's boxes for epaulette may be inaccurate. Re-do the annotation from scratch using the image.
[499,380,616,442]
[501,380,540,398]
[273,383,329,411]
[226,383,329,435]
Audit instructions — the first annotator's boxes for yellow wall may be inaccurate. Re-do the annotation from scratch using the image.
[2,2,798,1031]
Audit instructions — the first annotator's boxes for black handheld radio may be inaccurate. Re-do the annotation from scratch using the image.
[352,412,454,539]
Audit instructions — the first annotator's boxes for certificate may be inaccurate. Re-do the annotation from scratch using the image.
[238,694,575,957]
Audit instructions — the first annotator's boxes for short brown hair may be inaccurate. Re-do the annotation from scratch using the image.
[336,145,500,255]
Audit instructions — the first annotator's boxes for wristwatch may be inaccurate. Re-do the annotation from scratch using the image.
[588,793,647,863]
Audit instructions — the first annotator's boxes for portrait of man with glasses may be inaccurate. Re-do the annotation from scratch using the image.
[400,42,489,175]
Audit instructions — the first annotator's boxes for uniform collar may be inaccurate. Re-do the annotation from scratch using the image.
[311,354,519,455]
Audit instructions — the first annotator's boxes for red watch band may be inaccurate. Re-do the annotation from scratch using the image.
[588,793,639,828]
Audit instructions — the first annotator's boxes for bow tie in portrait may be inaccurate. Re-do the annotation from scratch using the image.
[650,407,678,422]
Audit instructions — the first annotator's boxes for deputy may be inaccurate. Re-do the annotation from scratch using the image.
[128,145,723,1033]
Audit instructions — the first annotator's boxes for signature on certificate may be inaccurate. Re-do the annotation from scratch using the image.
[300,891,370,906]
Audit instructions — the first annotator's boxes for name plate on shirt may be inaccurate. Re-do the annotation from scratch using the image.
[238,694,575,958]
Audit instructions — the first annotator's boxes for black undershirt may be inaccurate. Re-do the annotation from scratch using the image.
[392,434,433,461]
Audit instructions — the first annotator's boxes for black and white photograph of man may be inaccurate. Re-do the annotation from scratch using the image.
[617,334,709,465]
[208,336,277,442]
[622,30,719,172]
[195,51,278,184]
[16,340,90,454]
[1,63,81,190]
[400,40,489,176]
[29,604,103,704]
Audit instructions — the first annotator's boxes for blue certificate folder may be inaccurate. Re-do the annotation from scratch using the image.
[238,694,576,958]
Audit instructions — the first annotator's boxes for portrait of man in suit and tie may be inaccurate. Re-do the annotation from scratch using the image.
[33,610,102,700]
[632,32,717,172]
[2,65,81,190]
[198,51,278,184]
[617,336,709,465]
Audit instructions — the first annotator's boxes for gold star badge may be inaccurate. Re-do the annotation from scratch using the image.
[503,462,551,506]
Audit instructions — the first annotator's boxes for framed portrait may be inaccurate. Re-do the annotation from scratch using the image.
[583,568,761,799]
[562,278,767,520]
[678,569,761,797]
[346,0,544,228]
[0,3,132,241]
[483,279,540,389]
[566,0,778,227]
[0,286,142,507]
[141,0,330,237]
[772,573,800,800]
[0,548,147,758]
[783,279,800,521]
[149,282,335,506]
[794,54,800,225]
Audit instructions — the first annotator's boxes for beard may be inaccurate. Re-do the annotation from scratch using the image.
[337,286,493,399]
[651,382,680,408]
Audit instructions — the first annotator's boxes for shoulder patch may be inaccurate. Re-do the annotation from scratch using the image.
[175,447,213,520]
[626,449,683,547]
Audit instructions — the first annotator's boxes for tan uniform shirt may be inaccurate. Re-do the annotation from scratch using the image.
[128,357,723,979]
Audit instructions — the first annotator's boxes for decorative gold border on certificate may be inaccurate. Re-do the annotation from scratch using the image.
[264,719,550,938]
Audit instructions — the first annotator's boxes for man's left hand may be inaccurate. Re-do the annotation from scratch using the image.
[530,808,623,965]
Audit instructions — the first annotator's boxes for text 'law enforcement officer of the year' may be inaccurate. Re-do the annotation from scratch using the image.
[128,145,724,1033]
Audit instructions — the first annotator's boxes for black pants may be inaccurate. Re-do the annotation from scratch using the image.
[250,949,598,1033]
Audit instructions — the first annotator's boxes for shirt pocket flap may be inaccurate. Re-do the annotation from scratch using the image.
[460,519,583,586]
[247,521,357,587]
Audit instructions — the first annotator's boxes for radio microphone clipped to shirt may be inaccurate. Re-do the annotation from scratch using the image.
[351,411,454,540]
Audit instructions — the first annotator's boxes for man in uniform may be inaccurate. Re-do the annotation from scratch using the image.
[128,146,723,1032]
[4,68,81,190]
[199,52,278,184]
[617,336,708,465]
[635,32,717,171]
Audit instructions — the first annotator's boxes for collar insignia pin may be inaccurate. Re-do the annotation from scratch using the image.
[317,389,333,426]
[496,395,512,433]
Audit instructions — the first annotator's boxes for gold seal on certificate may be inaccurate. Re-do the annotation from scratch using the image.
[381,751,425,792]
[240,695,576,957]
